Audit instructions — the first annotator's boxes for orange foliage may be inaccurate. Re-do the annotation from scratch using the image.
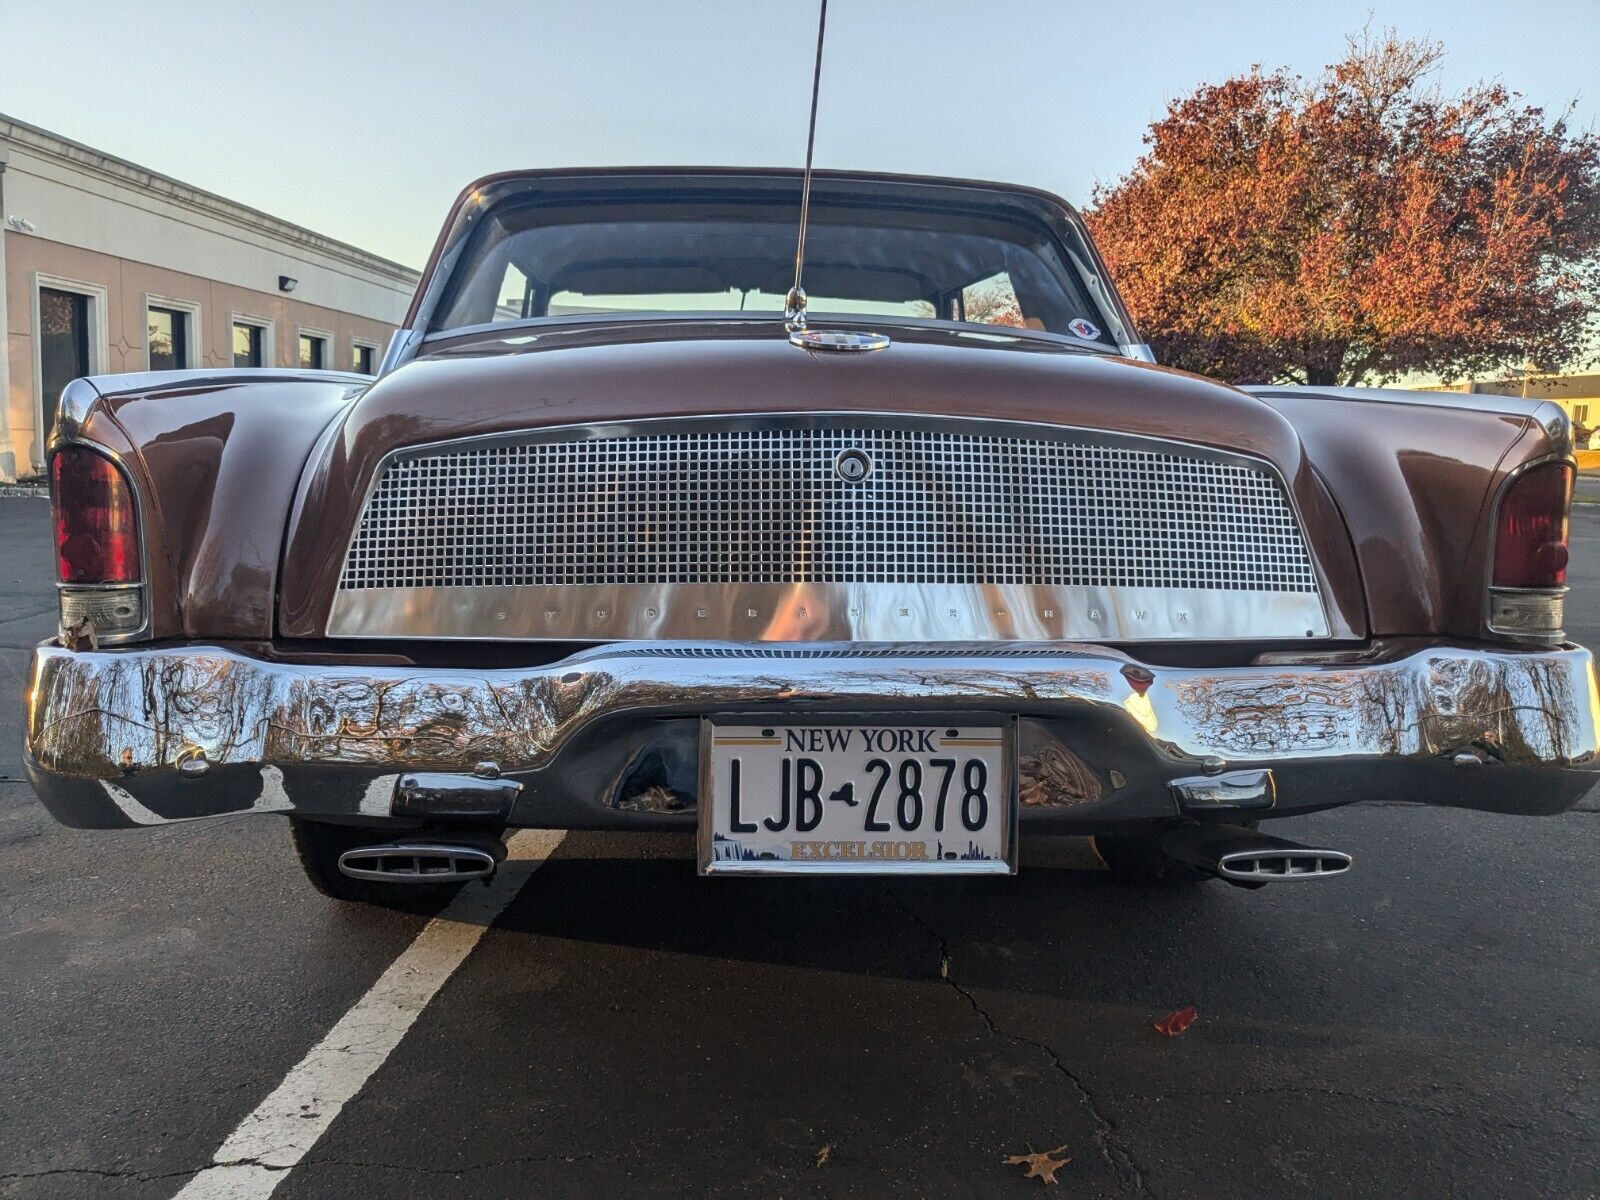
[1086,30,1600,385]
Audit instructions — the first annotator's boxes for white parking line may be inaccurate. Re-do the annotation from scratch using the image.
[170,829,565,1200]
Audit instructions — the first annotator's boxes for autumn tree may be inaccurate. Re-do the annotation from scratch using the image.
[962,281,1026,327]
[1086,31,1600,385]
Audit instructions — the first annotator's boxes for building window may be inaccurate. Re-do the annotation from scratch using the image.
[148,307,189,370]
[232,322,265,368]
[31,274,108,470]
[39,289,91,441]
[299,332,327,370]
[352,343,376,375]
[145,297,200,371]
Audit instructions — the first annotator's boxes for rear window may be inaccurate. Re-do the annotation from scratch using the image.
[433,192,1113,343]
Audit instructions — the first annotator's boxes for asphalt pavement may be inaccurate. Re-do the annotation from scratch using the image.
[1,494,1596,1199]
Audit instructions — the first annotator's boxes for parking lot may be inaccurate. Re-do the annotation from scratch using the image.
[2,492,1597,1199]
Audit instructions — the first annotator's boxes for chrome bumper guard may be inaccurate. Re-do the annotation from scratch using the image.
[23,640,1600,829]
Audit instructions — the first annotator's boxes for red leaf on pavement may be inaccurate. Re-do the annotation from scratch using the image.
[1154,1006,1198,1037]
[1003,1146,1071,1185]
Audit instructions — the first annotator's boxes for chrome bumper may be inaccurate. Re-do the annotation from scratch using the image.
[23,640,1600,830]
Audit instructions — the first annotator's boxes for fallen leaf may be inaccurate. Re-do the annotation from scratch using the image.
[1154,1006,1198,1037]
[61,616,97,652]
[1003,1145,1071,1185]
[814,1144,830,1168]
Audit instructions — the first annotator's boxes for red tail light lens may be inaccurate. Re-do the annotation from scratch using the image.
[51,447,141,584]
[1492,461,1572,589]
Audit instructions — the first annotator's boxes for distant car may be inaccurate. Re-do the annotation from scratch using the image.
[24,168,1597,901]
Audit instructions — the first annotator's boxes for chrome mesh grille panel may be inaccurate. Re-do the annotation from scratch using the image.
[339,426,1318,593]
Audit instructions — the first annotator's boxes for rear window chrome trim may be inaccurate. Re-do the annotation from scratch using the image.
[410,311,1121,358]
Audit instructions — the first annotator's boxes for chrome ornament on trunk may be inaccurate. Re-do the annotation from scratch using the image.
[790,328,892,353]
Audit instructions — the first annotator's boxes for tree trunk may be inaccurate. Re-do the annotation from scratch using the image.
[1305,365,1339,386]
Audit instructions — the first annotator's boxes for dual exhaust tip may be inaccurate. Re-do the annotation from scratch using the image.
[338,838,506,884]
[1161,823,1352,885]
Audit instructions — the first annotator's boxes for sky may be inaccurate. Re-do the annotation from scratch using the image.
[1,0,1596,270]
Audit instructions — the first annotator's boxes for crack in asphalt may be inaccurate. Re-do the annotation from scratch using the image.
[0,1146,610,1189]
[0,1153,303,1188]
[886,887,1157,1200]
[0,827,47,851]
[0,606,54,633]
[303,1151,600,1176]
[0,1164,208,1184]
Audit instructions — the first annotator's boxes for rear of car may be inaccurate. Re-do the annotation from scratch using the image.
[23,170,1598,902]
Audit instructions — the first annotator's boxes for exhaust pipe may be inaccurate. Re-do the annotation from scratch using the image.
[1161,823,1351,886]
[338,837,506,884]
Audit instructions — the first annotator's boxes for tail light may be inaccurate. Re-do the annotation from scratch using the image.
[1487,460,1572,643]
[50,446,145,642]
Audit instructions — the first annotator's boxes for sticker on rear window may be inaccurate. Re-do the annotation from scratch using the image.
[1068,318,1101,340]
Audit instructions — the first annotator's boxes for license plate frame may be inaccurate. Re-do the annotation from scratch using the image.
[698,713,1017,876]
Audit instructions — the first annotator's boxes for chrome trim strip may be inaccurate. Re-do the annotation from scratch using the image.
[328,581,1328,643]
[416,311,1119,357]
[1241,384,1568,423]
[54,580,143,597]
[377,327,424,376]
[328,412,1329,643]
[342,410,1291,472]
[76,366,369,402]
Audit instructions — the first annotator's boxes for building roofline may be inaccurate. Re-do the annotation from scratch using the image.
[0,111,419,286]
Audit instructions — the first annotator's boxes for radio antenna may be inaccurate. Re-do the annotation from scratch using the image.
[784,0,828,338]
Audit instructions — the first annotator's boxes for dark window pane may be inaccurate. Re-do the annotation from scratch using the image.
[233,323,264,368]
[353,344,374,374]
[299,334,325,370]
[39,288,91,444]
[148,306,187,370]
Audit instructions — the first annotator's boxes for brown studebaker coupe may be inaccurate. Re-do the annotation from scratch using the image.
[24,168,1597,900]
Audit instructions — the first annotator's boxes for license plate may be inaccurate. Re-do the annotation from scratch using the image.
[700,720,1014,875]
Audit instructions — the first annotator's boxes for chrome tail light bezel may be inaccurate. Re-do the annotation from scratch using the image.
[1485,456,1573,647]
[48,442,150,646]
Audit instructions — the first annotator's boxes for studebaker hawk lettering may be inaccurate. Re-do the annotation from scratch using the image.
[24,166,1596,899]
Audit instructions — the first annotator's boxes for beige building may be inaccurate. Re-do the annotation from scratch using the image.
[0,114,419,482]
[1422,372,1600,445]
